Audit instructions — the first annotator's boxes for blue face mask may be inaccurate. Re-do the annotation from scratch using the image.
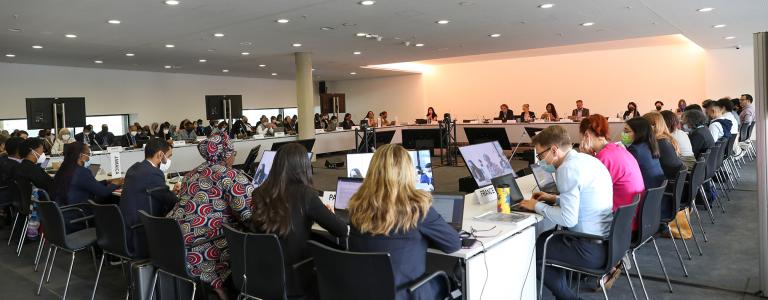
[537,159,556,173]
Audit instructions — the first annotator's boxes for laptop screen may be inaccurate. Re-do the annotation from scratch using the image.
[252,150,313,187]
[431,193,465,231]
[458,141,515,187]
[334,177,364,210]
[491,173,524,204]
[530,164,556,189]
[88,164,101,177]
[345,150,434,191]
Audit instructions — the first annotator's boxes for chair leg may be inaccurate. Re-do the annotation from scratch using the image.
[667,224,689,276]
[576,273,581,298]
[90,246,98,270]
[689,197,709,244]
[652,237,673,293]
[46,247,58,283]
[698,186,716,225]
[684,208,704,256]
[674,218,692,260]
[16,215,30,255]
[7,212,19,246]
[62,252,75,300]
[148,270,159,300]
[91,254,106,300]
[190,282,197,300]
[34,234,45,271]
[625,265,639,300]
[599,277,610,300]
[37,245,53,295]
[631,251,650,300]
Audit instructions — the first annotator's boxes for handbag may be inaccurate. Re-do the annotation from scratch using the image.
[667,208,692,240]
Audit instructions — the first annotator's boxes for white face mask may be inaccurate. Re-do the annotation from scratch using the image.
[130,131,137,136]
[159,153,172,172]
[163,129,170,134]
[61,134,71,140]
[32,150,46,165]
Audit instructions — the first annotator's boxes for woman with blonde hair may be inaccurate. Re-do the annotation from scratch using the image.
[643,112,684,219]
[51,128,75,155]
[348,144,460,300]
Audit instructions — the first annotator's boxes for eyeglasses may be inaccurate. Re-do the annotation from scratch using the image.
[536,147,553,161]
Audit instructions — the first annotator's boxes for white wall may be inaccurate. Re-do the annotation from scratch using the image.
[705,46,755,99]
[0,62,297,125]
[328,74,425,122]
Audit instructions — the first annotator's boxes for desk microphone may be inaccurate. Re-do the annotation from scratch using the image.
[508,130,528,164]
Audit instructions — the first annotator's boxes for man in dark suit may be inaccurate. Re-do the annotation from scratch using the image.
[94,124,115,149]
[0,137,24,209]
[74,125,97,148]
[121,125,140,148]
[194,119,206,136]
[497,104,515,121]
[120,138,178,258]
[570,99,590,121]
[13,138,54,198]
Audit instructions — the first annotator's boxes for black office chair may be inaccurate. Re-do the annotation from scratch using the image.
[723,134,740,182]
[309,240,457,300]
[699,142,721,223]
[684,157,709,257]
[240,145,261,175]
[539,197,641,300]
[89,200,141,300]
[223,224,298,300]
[30,189,91,272]
[138,210,211,300]
[629,181,671,299]
[660,166,690,277]
[9,180,33,255]
[35,200,97,300]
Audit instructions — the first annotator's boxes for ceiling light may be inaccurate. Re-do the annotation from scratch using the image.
[7,28,22,32]
[415,43,424,47]
[213,33,224,37]
[241,52,250,55]
[538,3,554,8]
[94,60,103,64]
[164,65,172,69]
[697,7,714,12]
[353,51,362,55]
[271,73,278,76]
[356,33,367,37]
[581,22,595,27]
[436,20,451,25]
[164,0,180,6]
[165,44,175,48]
[321,26,334,30]
[489,33,501,38]
[724,36,736,40]
[258,64,267,67]
[107,19,121,24]
[5,54,15,58]
[65,34,77,38]
[292,43,302,47]
[276,19,290,24]
[222,69,229,73]
[359,0,375,5]
[32,45,43,49]
[350,72,357,75]
[125,53,135,57]
[713,24,726,28]
[198,59,207,62]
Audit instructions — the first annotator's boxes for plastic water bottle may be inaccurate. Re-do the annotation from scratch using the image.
[27,189,40,239]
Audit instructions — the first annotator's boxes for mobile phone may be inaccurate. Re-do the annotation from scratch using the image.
[461,238,477,249]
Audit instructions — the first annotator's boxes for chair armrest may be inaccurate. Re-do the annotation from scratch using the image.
[663,192,674,197]
[408,271,459,299]
[60,206,87,215]
[130,223,144,230]
[550,230,607,241]
[191,236,225,247]
[292,257,314,271]
[69,215,94,224]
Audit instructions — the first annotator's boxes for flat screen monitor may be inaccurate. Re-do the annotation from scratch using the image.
[251,150,313,187]
[463,127,511,150]
[334,177,364,210]
[270,138,316,152]
[401,128,442,150]
[25,97,86,129]
[205,95,243,120]
[345,150,434,191]
[458,141,514,187]
[431,193,465,231]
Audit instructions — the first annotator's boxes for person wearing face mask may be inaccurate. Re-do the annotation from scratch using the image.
[156,122,175,142]
[52,128,76,155]
[122,125,140,148]
[175,120,198,141]
[622,118,666,191]
[166,132,254,299]
[255,115,276,136]
[75,124,97,148]
[682,109,715,159]
[120,138,179,258]
[655,101,664,111]
[517,125,613,300]
[13,138,54,197]
[194,119,206,136]
[622,101,640,120]
[676,99,687,114]
[95,124,115,149]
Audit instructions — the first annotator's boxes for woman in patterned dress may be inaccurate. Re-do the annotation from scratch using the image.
[167,132,254,299]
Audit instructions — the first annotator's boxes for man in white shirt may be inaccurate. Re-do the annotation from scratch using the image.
[705,99,732,141]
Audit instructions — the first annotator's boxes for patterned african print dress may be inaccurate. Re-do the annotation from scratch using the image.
[166,162,254,288]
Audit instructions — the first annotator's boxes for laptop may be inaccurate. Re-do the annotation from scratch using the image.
[431,193,465,232]
[530,164,559,194]
[88,164,101,177]
[491,173,526,211]
[334,177,365,223]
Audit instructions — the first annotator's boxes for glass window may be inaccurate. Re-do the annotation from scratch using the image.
[0,119,29,134]
[0,114,129,136]
[283,107,298,118]
[242,107,297,123]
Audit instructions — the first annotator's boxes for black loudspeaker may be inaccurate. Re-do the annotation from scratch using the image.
[319,81,327,94]
[325,158,345,169]
[459,176,479,193]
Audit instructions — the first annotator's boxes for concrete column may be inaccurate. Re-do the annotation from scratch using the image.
[295,52,315,140]
[755,31,768,297]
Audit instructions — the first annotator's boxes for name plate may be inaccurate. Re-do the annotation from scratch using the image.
[107,146,124,153]
[352,126,360,130]
[492,120,503,124]
[196,136,206,142]
[336,127,344,131]
[110,152,122,179]
[322,191,336,207]
[172,141,186,147]
[274,132,285,137]
[473,185,498,204]
[315,129,325,134]
[252,134,264,139]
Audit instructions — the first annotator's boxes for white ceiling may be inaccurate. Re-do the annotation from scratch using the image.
[0,0,766,80]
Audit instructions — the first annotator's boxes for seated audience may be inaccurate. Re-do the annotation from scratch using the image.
[520,104,535,122]
[498,104,515,121]
[426,107,438,122]
[676,99,687,114]
[364,111,377,127]
[705,99,732,141]
[255,115,276,135]
[52,128,75,155]
[623,117,666,190]
[570,99,590,120]
[341,113,356,129]
[175,119,198,141]
[194,119,206,136]
[156,122,175,141]
[682,109,715,159]
[661,110,696,167]
[623,101,640,120]
[232,116,253,137]
[643,112,685,177]
[541,103,559,121]
[718,98,740,139]
[348,144,460,300]
[95,124,115,149]
[517,125,613,300]
[327,115,339,130]
[314,113,323,129]
[38,129,54,154]
[284,117,298,134]
[75,125,97,147]
[655,101,664,111]
[13,138,54,195]
[249,143,347,298]
[122,125,141,148]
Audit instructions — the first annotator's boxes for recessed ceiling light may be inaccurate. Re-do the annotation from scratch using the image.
[358,0,375,5]
[5,54,16,58]
[724,36,736,40]
[436,20,451,25]
[292,43,302,47]
[697,7,714,12]
[32,45,43,49]
[222,69,229,73]
[276,19,290,24]
[581,22,595,27]
[241,52,250,55]
[489,33,501,38]
[213,33,224,37]
[7,28,22,32]
[165,44,175,48]
[107,19,121,24]
[356,32,367,37]
[258,64,266,67]
[539,3,555,8]
[94,60,103,64]
[125,53,135,57]
[164,0,180,6]
[713,24,726,28]
[321,26,335,30]
[353,51,362,55]
[271,73,278,76]
[198,59,207,62]
[164,65,172,69]
[415,43,425,47]
[65,34,77,38]
[350,72,357,75]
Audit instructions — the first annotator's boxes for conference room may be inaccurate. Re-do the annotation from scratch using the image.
[1,1,767,300]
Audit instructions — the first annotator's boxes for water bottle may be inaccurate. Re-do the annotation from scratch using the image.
[27,189,40,239]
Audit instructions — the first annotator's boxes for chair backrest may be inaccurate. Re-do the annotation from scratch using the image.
[705,142,722,178]
[606,196,641,272]
[13,180,33,215]
[222,225,287,300]
[746,122,756,141]
[34,200,70,249]
[689,158,707,203]
[137,210,190,279]
[90,200,133,258]
[241,145,261,175]
[636,181,667,244]
[309,241,396,300]
[667,166,688,221]
[725,134,737,157]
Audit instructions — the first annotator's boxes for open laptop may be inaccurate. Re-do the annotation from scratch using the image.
[88,164,101,177]
[334,177,365,223]
[491,173,526,211]
[252,150,313,187]
[431,193,465,232]
[530,164,559,194]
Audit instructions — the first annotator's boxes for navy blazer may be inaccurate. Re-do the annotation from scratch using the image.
[349,207,461,300]
[627,143,666,190]
[120,160,178,257]
[67,166,118,205]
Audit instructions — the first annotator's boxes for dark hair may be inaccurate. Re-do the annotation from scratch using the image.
[579,114,609,138]
[5,137,23,157]
[20,138,44,158]
[250,143,313,237]
[545,103,558,118]
[731,98,741,110]
[426,107,437,118]
[660,110,679,133]
[627,101,638,109]
[682,109,709,127]
[702,99,715,108]
[626,117,660,158]
[531,125,572,149]
[717,98,734,112]
[655,101,664,106]
[144,138,171,159]
[16,130,29,138]
[84,124,93,131]
[742,94,753,102]
[684,104,702,112]
[53,143,87,205]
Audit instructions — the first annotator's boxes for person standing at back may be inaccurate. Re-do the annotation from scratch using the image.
[348,144,460,300]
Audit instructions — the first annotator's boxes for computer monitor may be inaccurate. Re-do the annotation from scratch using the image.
[529,163,559,194]
[458,141,515,187]
[252,150,313,187]
[431,193,465,231]
[334,177,365,210]
[401,128,442,150]
[345,150,434,191]
[463,127,512,150]
[270,138,316,152]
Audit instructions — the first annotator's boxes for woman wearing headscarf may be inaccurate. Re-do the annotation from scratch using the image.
[166,132,254,299]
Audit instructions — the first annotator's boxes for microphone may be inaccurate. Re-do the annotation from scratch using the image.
[508,129,528,164]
